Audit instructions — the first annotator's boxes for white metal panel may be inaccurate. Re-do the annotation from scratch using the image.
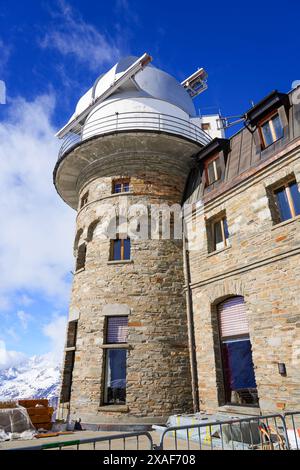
[218,296,249,338]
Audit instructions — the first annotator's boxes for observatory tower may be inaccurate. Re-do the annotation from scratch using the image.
[54,54,211,425]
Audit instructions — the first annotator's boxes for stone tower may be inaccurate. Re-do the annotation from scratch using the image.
[54,54,211,425]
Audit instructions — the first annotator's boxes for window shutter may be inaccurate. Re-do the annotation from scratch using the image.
[106,316,128,343]
[218,296,249,338]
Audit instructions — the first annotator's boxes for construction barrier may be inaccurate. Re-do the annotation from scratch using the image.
[157,414,290,450]
[12,431,154,451]
[8,412,300,451]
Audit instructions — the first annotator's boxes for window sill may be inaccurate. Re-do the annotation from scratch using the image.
[107,259,133,265]
[207,245,231,258]
[271,214,300,230]
[218,405,260,415]
[74,267,85,274]
[98,405,129,413]
[111,191,133,197]
[101,344,131,349]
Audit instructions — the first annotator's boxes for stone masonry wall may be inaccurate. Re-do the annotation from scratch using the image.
[62,148,195,424]
[188,146,300,415]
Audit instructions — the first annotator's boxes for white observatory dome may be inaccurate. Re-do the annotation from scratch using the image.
[56,55,211,156]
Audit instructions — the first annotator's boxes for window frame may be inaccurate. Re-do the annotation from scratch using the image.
[80,191,89,209]
[110,236,131,261]
[75,243,87,271]
[273,179,300,222]
[102,315,129,405]
[112,179,130,194]
[211,216,229,252]
[204,154,222,186]
[258,111,283,149]
[217,297,258,407]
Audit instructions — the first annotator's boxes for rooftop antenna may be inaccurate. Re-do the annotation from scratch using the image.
[181,68,208,98]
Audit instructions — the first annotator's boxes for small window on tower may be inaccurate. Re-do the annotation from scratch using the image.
[110,237,131,261]
[202,122,211,131]
[80,192,89,208]
[76,243,86,271]
[112,179,130,194]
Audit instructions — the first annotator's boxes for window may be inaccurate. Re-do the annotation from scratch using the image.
[205,156,222,186]
[110,237,131,261]
[202,122,211,131]
[80,192,89,208]
[60,320,78,404]
[103,316,128,405]
[259,113,283,148]
[274,180,300,223]
[211,216,229,252]
[218,297,258,406]
[76,243,86,271]
[113,179,130,194]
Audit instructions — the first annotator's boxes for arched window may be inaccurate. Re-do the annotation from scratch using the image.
[217,296,258,406]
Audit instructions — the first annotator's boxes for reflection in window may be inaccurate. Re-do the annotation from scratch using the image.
[213,216,229,251]
[260,113,283,147]
[275,180,300,222]
[103,316,128,405]
[111,238,131,261]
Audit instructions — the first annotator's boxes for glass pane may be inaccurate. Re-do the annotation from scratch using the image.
[275,187,292,222]
[289,181,300,216]
[214,220,224,250]
[214,158,222,180]
[104,349,127,404]
[207,162,215,184]
[123,238,131,260]
[272,114,283,140]
[222,339,258,405]
[123,182,130,192]
[261,121,273,147]
[113,239,121,260]
[114,183,122,193]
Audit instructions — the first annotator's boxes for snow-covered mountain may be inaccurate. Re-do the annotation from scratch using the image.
[0,354,61,404]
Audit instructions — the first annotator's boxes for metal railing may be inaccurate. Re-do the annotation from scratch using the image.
[8,412,300,451]
[284,411,300,450]
[157,414,290,450]
[57,111,211,160]
[12,431,154,451]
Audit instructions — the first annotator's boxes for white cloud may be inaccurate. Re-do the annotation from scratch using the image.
[41,0,121,72]
[17,310,33,330]
[0,93,75,307]
[0,340,26,369]
[42,314,67,365]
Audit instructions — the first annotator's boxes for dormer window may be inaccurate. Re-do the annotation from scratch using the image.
[205,155,222,186]
[259,112,284,148]
[113,179,130,194]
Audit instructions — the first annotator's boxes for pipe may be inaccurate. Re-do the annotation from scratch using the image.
[182,225,199,413]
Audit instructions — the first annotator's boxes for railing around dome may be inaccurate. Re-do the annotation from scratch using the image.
[57,111,211,160]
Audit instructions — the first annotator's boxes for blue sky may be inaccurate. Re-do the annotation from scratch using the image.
[0,0,299,367]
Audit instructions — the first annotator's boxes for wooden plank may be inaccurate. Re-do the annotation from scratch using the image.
[18,399,49,408]
[27,407,53,417]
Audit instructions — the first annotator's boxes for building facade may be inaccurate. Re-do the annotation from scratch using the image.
[55,54,300,424]
[184,88,300,415]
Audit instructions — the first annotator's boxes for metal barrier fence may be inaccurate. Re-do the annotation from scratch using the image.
[284,411,300,450]
[157,414,290,450]
[8,412,300,451]
[57,111,211,160]
[12,431,154,451]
